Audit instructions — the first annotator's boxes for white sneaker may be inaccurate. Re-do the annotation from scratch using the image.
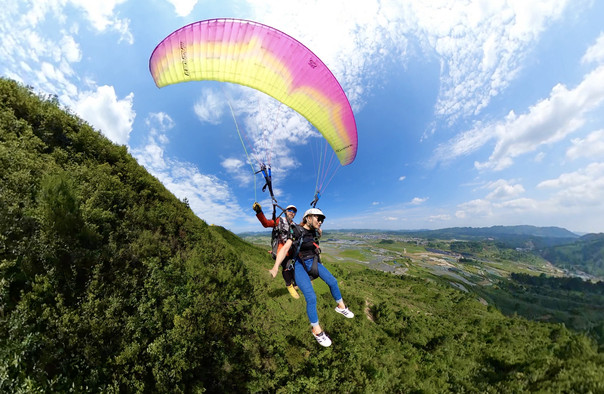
[335,306,354,318]
[312,331,332,347]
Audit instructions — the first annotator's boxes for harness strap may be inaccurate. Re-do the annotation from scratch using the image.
[308,255,319,278]
[255,163,283,220]
[292,232,304,260]
[292,227,321,279]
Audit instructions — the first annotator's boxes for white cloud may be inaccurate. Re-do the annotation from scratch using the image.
[72,85,135,145]
[70,0,133,43]
[398,176,406,181]
[494,198,538,211]
[222,88,309,176]
[110,16,134,45]
[582,32,604,65]
[143,112,173,146]
[259,0,572,122]
[456,199,492,218]
[221,157,253,187]
[436,65,604,170]
[147,152,240,226]
[135,112,174,170]
[10,0,133,44]
[10,0,63,28]
[484,179,525,200]
[166,0,198,17]
[191,85,310,189]
[566,129,604,160]
[133,113,244,227]
[477,66,604,170]
[538,162,604,207]
[433,121,497,163]
[146,112,175,134]
[25,31,46,63]
[39,62,67,86]
[447,163,604,231]
[0,0,133,120]
[6,25,80,97]
[411,0,571,121]
[136,140,167,171]
[410,197,428,205]
[60,34,82,63]
[194,89,226,125]
[222,158,244,172]
[429,214,451,222]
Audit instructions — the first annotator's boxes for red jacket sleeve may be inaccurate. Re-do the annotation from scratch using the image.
[256,211,276,228]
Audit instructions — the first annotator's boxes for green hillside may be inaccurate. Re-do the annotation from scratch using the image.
[540,234,604,277]
[1,78,603,392]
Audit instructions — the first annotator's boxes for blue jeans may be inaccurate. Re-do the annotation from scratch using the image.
[294,257,343,326]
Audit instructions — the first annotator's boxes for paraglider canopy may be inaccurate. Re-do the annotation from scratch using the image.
[149,18,357,166]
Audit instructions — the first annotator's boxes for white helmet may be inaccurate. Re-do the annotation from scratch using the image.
[303,208,325,221]
[285,205,297,212]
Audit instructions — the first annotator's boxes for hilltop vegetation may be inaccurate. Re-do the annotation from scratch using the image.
[0,78,266,392]
[541,233,604,277]
[1,78,603,392]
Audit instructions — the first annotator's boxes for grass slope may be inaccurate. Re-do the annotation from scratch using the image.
[1,78,603,392]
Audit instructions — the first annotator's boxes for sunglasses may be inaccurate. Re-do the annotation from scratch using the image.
[287,209,297,214]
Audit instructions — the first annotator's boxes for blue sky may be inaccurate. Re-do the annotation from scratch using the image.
[2,0,604,234]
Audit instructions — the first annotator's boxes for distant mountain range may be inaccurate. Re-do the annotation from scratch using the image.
[324,225,581,247]
[396,225,580,240]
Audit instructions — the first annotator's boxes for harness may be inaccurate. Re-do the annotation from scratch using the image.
[290,224,321,279]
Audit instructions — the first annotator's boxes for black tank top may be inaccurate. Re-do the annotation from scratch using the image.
[290,225,319,259]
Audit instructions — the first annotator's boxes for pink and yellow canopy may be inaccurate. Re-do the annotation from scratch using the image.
[149,18,357,165]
